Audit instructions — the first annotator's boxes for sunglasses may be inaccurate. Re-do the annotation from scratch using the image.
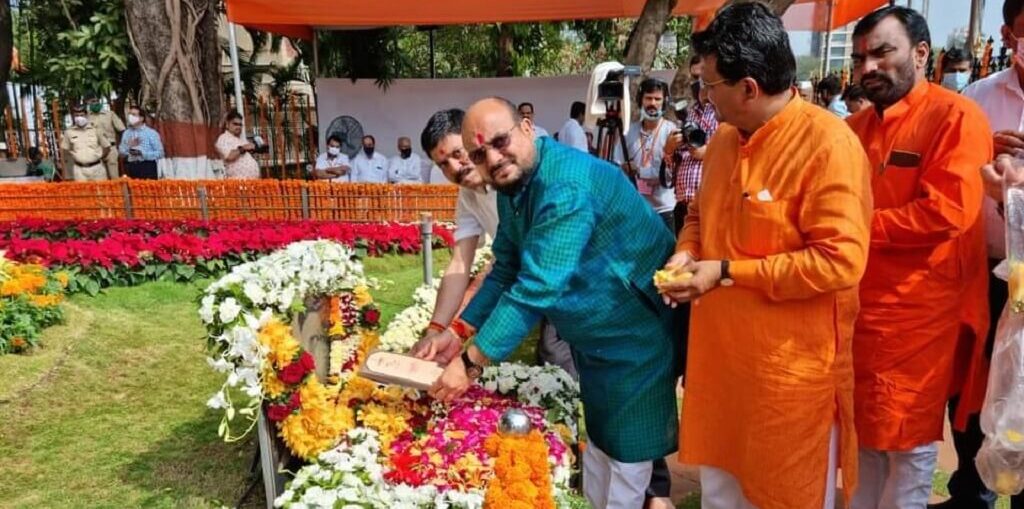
[469,125,519,165]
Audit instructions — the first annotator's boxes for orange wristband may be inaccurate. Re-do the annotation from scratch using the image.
[449,319,475,342]
[427,321,447,333]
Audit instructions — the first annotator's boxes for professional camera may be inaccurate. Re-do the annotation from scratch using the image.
[678,122,708,149]
[596,65,643,104]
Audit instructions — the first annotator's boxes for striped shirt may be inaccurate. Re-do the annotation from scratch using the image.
[672,101,719,203]
[118,125,164,162]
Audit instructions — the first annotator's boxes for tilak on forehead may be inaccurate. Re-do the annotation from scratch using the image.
[475,132,484,145]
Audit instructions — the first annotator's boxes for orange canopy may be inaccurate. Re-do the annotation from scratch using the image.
[226,0,888,40]
[687,0,888,32]
[226,0,702,40]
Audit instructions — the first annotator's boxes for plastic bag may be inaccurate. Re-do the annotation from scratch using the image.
[976,171,1024,496]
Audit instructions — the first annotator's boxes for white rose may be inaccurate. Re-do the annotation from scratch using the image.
[199,295,217,323]
[243,281,267,305]
[219,297,242,323]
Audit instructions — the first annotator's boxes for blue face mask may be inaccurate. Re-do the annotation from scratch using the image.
[942,71,970,92]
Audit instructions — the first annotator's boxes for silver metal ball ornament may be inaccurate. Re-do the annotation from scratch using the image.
[498,408,532,436]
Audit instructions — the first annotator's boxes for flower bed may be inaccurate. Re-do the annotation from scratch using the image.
[201,240,582,507]
[0,259,67,354]
[0,219,453,295]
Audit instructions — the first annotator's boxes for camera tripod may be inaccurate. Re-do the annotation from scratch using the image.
[594,100,637,187]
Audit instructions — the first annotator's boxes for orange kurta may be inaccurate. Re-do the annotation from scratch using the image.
[678,96,872,509]
[846,81,992,450]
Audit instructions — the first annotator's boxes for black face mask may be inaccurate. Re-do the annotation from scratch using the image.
[400,148,412,159]
[363,146,375,157]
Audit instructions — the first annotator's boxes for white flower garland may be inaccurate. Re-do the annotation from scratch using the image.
[200,240,369,440]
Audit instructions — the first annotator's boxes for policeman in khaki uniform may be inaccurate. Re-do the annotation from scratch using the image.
[61,104,112,181]
[85,94,125,179]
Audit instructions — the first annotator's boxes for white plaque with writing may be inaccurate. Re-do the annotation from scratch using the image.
[360,351,444,391]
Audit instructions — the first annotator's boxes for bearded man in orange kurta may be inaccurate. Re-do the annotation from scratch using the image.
[845,7,992,509]
[657,4,872,509]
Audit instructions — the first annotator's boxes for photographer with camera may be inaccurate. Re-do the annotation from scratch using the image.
[665,74,718,235]
[615,77,677,231]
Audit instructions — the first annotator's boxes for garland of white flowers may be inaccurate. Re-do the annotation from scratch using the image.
[378,243,493,353]
[200,240,371,441]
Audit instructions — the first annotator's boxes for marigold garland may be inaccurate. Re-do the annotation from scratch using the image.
[484,430,556,509]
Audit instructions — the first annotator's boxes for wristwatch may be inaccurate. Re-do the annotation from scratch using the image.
[461,350,484,379]
[720,260,735,287]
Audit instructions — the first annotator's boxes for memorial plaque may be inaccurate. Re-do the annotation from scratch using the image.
[361,351,444,391]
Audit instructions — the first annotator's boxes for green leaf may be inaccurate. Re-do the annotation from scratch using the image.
[175,265,196,280]
[84,279,100,297]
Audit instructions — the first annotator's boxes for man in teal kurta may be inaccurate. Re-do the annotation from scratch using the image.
[424,97,679,508]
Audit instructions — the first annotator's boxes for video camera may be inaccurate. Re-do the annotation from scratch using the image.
[596,66,643,104]
[678,122,708,149]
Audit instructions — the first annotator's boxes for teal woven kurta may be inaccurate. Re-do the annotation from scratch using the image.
[461,137,679,462]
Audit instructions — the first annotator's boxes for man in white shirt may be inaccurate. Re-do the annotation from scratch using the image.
[615,77,677,232]
[558,101,589,153]
[351,135,388,183]
[311,134,351,181]
[387,136,424,184]
[410,108,578,384]
[517,102,549,138]
[938,3,1024,508]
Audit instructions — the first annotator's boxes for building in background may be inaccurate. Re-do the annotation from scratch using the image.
[811,22,856,74]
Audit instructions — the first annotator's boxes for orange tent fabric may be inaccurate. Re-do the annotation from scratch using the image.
[226,0,704,39]
[226,0,887,39]
[689,0,889,32]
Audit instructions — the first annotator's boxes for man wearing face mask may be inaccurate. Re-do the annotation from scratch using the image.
[941,47,974,93]
[61,104,113,182]
[846,7,992,508]
[118,105,164,180]
[615,78,677,232]
[351,135,388,183]
[935,2,1024,508]
[85,93,125,179]
[312,134,351,181]
[387,136,423,184]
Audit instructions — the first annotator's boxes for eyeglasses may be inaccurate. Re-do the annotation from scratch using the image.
[469,126,518,165]
[699,77,730,89]
[229,122,242,127]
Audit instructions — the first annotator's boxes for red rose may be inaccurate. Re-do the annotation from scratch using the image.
[267,403,292,422]
[278,353,314,385]
[288,391,302,409]
[362,308,381,326]
[299,351,316,371]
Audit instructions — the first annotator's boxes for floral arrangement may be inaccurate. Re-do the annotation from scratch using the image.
[201,240,371,446]
[203,239,582,506]
[1,219,453,295]
[0,257,67,354]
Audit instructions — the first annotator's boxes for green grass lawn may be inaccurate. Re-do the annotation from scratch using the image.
[0,251,451,509]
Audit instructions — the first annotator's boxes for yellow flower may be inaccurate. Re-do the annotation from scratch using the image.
[340,375,377,404]
[55,272,69,288]
[263,368,287,399]
[278,378,353,459]
[353,285,373,308]
[258,319,300,370]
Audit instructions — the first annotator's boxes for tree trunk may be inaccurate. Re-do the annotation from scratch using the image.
[622,0,678,73]
[495,24,514,77]
[124,0,223,178]
[671,0,798,112]
[0,2,12,110]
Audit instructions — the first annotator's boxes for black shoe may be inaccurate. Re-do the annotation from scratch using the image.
[928,498,993,509]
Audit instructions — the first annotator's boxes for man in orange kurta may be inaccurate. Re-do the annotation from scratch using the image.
[845,7,992,509]
[657,4,872,509]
